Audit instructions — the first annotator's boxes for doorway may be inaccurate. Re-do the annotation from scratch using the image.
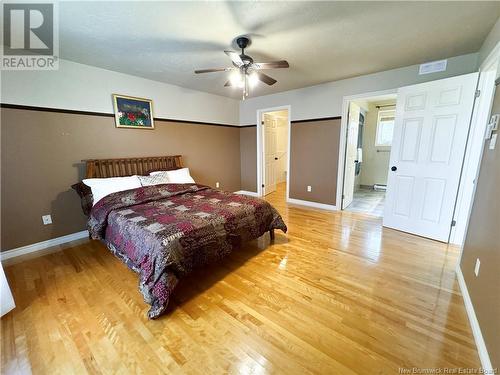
[342,93,397,217]
[338,72,481,243]
[257,107,290,200]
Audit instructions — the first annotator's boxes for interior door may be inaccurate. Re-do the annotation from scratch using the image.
[383,73,479,241]
[263,115,278,195]
[342,102,361,209]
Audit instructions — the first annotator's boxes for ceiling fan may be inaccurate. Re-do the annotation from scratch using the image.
[194,36,289,99]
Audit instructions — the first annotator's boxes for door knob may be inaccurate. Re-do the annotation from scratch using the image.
[391,166,397,172]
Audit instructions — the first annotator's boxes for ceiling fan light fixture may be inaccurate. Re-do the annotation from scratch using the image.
[229,70,244,88]
[248,72,259,88]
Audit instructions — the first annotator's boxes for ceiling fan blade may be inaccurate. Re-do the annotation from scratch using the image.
[224,80,232,87]
[256,72,277,86]
[194,67,233,74]
[253,60,289,70]
[224,50,244,67]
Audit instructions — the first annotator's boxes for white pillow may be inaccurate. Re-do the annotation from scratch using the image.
[83,176,142,205]
[150,168,195,184]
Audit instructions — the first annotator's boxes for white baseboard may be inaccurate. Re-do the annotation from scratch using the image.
[287,198,337,211]
[456,265,493,372]
[234,190,259,197]
[235,191,337,212]
[1,230,89,261]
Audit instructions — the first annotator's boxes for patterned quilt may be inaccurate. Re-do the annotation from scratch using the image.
[88,184,287,319]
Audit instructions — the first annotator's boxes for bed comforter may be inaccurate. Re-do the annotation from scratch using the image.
[88,183,287,319]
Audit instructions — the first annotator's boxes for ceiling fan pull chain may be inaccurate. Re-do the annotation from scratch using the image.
[244,74,248,99]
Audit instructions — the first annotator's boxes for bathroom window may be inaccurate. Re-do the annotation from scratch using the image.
[375,110,395,146]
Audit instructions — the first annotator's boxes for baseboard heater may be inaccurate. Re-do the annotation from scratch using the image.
[373,184,387,191]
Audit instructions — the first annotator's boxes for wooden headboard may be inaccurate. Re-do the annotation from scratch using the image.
[84,155,183,178]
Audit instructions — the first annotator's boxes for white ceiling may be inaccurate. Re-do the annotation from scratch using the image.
[59,1,500,99]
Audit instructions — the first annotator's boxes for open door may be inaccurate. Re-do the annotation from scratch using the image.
[263,114,278,195]
[342,102,361,209]
[383,73,479,241]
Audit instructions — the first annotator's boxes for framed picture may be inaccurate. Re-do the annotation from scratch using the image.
[112,94,154,129]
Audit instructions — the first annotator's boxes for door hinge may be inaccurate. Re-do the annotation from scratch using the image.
[451,220,456,227]
[475,89,481,98]
[342,194,345,199]
[262,184,265,188]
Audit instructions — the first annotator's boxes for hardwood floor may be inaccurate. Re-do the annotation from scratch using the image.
[1,183,479,374]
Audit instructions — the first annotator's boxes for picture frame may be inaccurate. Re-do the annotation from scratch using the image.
[112,94,154,129]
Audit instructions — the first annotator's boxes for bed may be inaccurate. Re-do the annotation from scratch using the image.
[73,155,287,319]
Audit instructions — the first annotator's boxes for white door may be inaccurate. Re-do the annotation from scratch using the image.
[342,102,361,209]
[383,73,479,241]
[1,263,15,316]
[263,115,278,195]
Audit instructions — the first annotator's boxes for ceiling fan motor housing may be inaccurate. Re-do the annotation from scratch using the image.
[241,54,253,65]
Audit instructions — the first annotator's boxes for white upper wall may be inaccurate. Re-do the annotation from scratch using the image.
[0,53,483,126]
[239,53,478,125]
[478,17,500,66]
[1,59,240,125]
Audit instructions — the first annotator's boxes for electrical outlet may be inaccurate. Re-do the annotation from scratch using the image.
[215,182,220,188]
[307,185,312,192]
[474,258,480,277]
[42,214,52,225]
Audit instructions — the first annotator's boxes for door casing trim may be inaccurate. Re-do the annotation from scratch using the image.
[337,89,398,210]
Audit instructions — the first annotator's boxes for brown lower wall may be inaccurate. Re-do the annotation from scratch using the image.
[238,118,341,206]
[1,108,241,250]
[289,119,340,206]
[240,127,257,192]
[2,109,341,250]
[460,86,500,368]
